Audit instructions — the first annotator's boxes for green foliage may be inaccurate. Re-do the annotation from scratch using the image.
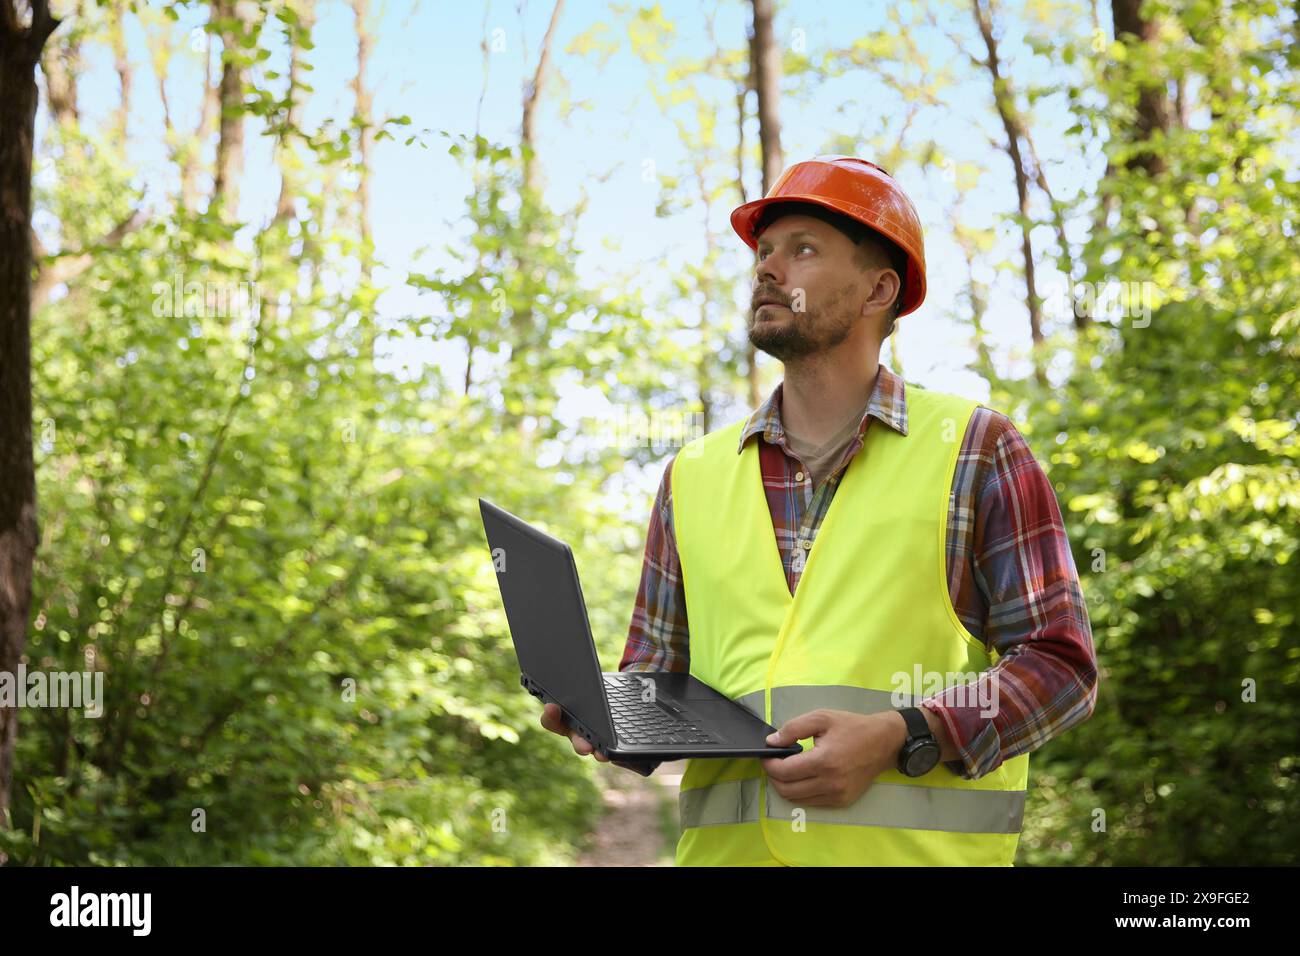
[7,32,641,866]
[8,0,1297,869]
[1005,0,1300,865]
[9,180,610,862]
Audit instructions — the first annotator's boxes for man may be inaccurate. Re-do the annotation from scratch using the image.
[541,155,1097,866]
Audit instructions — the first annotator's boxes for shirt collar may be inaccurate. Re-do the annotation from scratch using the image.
[736,363,910,454]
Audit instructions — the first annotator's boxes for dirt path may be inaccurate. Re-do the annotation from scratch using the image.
[575,760,686,867]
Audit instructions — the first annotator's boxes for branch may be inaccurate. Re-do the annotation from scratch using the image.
[29,0,60,51]
[32,205,146,309]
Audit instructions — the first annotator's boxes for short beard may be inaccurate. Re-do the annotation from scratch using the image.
[747,281,858,362]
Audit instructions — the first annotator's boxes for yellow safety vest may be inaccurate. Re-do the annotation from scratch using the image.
[670,386,1029,866]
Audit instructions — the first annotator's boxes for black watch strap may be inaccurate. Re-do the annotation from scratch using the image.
[899,706,932,741]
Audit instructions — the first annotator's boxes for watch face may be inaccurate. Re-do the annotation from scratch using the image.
[905,744,940,777]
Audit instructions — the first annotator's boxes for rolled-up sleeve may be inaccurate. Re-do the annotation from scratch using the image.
[920,414,1098,780]
[619,454,691,674]
[614,455,692,776]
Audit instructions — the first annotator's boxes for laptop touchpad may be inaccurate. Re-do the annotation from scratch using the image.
[689,699,760,723]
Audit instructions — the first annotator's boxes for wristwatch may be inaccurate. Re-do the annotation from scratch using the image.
[895,706,940,777]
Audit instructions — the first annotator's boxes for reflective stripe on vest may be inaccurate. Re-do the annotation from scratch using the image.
[681,774,1025,834]
[679,687,1026,834]
[669,386,1030,867]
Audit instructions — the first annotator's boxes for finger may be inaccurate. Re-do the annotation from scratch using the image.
[539,703,565,734]
[772,779,839,806]
[762,749,823,782]
[766,709,831,747]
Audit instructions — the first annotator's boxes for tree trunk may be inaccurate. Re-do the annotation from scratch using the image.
[1111,0,1172,177]
[748,0,783,408]
[740,24,758,410]
[751,0,783,200]
[38,0,79,130]
[274,0,315,225]
[971,0,1046,385]
[520,0,564,196]
[212,0,254,219]
[1021,125,1084,329]
[185,26,219,214]
[0,0,61,831]
[349,0,372,278]
[109,0,132,152]
[505,0,564,431]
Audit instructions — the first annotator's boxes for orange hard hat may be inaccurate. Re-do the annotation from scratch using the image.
[730,155,927,317]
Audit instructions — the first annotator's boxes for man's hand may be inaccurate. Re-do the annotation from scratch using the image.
[759,709,908,808]
[539,702,611,762]
[539,702,659,775]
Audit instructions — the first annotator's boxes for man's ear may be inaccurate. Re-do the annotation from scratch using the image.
[861,266,901,315]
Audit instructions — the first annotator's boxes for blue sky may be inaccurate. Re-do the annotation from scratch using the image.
[50,0,1102,501]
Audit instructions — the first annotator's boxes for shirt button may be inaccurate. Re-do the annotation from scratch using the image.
[795,471,805,481]
[801,539,812,550]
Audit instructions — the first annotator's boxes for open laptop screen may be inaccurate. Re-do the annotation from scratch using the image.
[478,499,615,745]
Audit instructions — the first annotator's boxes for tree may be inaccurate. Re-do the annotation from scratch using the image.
[745,0,783,409]
[211,0,258,219]
[1002,0,1300,864]
[970,0,1047,384]
[0,0,61,833]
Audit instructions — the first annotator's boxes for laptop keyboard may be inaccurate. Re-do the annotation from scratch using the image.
[604,675,722,746]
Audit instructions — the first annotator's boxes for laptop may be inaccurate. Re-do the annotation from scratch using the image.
[479,498,803,768]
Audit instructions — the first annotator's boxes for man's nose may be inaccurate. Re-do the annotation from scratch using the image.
[755,251,783,285]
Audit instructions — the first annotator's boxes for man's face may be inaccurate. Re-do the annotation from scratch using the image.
[747,213,874,361]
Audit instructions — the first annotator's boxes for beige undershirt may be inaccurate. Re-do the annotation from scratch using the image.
[781,399,870,490]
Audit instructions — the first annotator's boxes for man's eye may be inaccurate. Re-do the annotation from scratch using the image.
[798,243,814,254]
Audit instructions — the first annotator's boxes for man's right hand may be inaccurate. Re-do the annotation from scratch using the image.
[540,702,611,762]
[539,702,659,775]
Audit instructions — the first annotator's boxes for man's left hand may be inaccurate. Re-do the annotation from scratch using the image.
[759,709,908,808]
